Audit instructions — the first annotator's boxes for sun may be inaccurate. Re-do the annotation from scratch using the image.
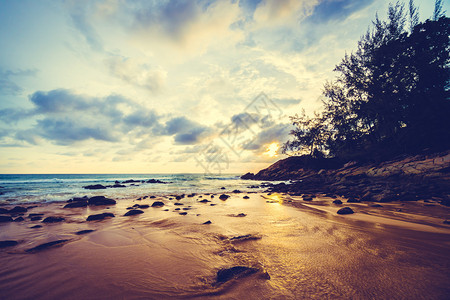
[263,142,279,157]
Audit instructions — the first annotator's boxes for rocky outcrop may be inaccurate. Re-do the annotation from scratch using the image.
[243,151,450,205]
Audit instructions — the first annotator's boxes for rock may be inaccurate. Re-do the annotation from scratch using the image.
[303,196,313,201]
[229,234,261,242]
[111,183,126,188]
[337,207,354,215]
[151,201,164,207]
[30,216,42,221]
[86,213,115,221]
[30,225,42,228]
[333,200,343,204]
[123,179,140,184]
[221,187,226,190]
[0,216,13,222]
[28,213,44,218]
[175,196,182,200]
[150,195,156,198]
[241,172,255,179]
[138,204,150,209]
[13,217,24,222]
[347,198,361,203]
[199,199,210,203]
[42,216,65,223]
[174,208,180,211]
[216,266,259,283]
[64,201,88,208]
[26,240,69,253]
[174,202,183,206]
[232,190,242,193]
[443,220,450,225]
[83,184,107,190]
[9,206,28,214]
[88,196,116,206]
[124,209,144,216]
[75,230,95,235]
[203,220,212,224]
[243,196,250,199]
[179,212,187,215]
[0,208,9,214]
[0,240,18,248]
[371,204,383,207]
[219,194,230,200]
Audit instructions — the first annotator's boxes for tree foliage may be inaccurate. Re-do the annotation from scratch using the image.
[284,1,450,161]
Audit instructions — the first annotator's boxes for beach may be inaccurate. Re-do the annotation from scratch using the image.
[1,188,449,299]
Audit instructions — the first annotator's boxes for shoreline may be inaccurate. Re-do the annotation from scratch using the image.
[1,191,449,299]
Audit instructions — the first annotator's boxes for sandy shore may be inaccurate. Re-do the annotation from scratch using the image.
[1,192,449,299]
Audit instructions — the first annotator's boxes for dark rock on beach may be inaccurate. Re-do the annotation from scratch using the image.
[151,201,164,207]
[0,216,13,222]
[124,209,144,216]
[30,225,42,228]
[203,220,212,224]
[64,201,88,208]
[219,194,230,200]
[9,206,28,214]
[83,184,107,190]
[243,195,250,199]
[337,207,354,215]
[333,200,343,204]
[0,208,9,214]
[13,217,24,222]
[0,240,18,248]
[88,196,116,206]
[216,266,259,283]
[42,216,65,223]
[26,239,69,253]
[86,213,115,221]
[75,230,95,235]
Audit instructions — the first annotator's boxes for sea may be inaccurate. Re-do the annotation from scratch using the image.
[0,173,268,205]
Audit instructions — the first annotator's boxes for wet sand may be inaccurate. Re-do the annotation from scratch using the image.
[0,193,449,299]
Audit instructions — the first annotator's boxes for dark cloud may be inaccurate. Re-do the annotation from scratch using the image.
[1,89,217,147]
[160,116,212,145]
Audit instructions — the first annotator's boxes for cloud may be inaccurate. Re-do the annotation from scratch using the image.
[0,68,38,95]
[160,116,212,145]
[243,123,291,151]
[68,2,104,51]
[105,56,166,92]
[306,0,375,23]
[129,0,244,53]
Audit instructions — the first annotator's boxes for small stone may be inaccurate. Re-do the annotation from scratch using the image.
[203,220,212,224]
[26,240,69,253]
[13,217,24,222]
[75,229,95,235]
[124,209,144,216]
[0,240,18,248]
[86,213,115,221]
[243,196,250,199]
[30,225,42,228]
[337,207,354,215]
[219,194,230,200]
[179,212,187,215]
[151,201,164,207]
[42,216,65,223]
[216,266,259,283]
[333,200,343,204]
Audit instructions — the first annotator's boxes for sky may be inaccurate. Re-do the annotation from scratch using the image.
[0,0,445,174]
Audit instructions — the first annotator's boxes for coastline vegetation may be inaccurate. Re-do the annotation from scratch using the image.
[282,0,449,163]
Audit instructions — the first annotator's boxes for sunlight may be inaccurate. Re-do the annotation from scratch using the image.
[263,142,279,157]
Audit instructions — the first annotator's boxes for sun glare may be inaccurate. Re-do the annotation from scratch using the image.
[264,142,279,157]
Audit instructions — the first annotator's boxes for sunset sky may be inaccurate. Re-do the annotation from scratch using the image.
[0,0,444,174]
